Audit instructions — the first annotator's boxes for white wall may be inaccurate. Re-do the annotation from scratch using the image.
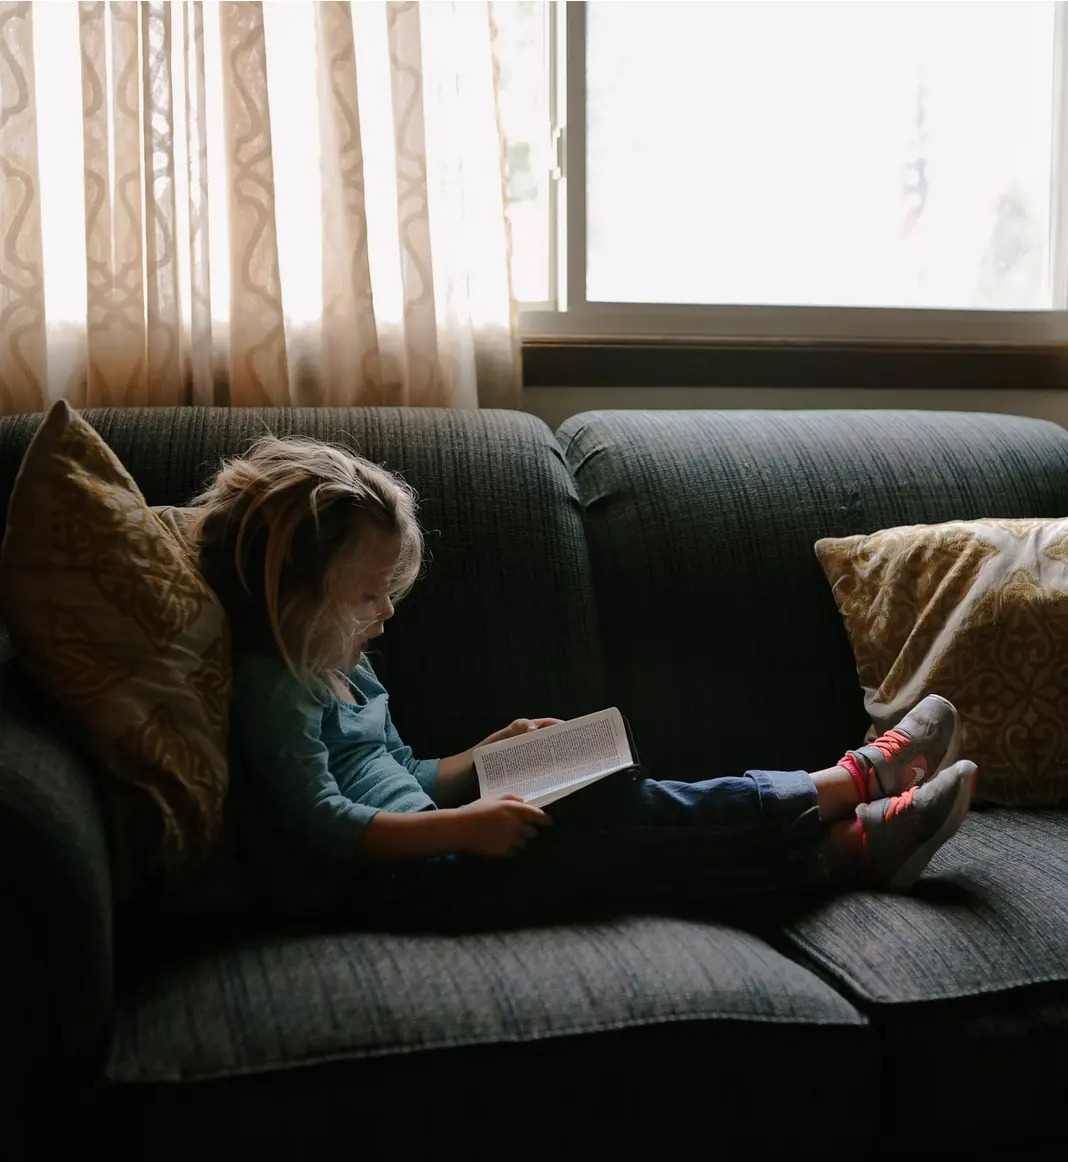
[525,386,1068,433]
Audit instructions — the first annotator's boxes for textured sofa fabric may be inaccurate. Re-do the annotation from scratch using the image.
[0,656,113,1068]
[560,408,1068,1152]
[0,407,871,1157]
[784,808,1068,1006]
[558,409,1068,780]
[779,807,1068,1147]
[100,1020,868,1158]
[102,918,867,1156]
[108,916,863,1084]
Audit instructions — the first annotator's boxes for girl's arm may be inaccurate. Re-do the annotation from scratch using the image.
[235,662,552,864]
[235,668,382,863]
[238,686,468,863]
[435,750,478,806]
[360,809,467,860]
[363,796,552,860]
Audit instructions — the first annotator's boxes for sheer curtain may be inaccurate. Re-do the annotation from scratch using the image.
[0,1,520,412]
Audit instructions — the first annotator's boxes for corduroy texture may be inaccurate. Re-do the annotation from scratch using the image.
[0,655,113,1075]
[558,409,1068,780]
[106,915,863,1084]
[783,806,1068,1005]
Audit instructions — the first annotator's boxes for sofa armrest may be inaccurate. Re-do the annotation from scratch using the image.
[0,656,114,1078]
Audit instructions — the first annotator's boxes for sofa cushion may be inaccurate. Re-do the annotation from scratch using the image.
[870,988,1068,1154]
[0,406,608,767]
[558,409,1068,779]
[0,656,113,1070]
[781,807,1068,1005]
[107,916,864,1084]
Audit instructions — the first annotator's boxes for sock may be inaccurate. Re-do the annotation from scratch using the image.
[837,751,868,804]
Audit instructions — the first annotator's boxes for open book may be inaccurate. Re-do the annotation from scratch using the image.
[473,707,637,809]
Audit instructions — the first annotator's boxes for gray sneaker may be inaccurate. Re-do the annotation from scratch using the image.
[847,694,960,801]
[856,759,977,890]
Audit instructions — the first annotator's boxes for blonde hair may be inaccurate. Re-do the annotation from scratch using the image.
[188,436,422,692]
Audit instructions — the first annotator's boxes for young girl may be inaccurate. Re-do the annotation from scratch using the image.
[192,436,977,923]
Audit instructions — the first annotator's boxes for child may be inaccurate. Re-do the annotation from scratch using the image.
[191,436,977,922]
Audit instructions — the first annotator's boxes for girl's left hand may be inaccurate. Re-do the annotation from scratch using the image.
[477,718,563,748]
[438,719,566,807]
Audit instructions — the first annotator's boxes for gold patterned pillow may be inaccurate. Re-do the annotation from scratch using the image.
[816,519,1068,805]
[0,401,230,887]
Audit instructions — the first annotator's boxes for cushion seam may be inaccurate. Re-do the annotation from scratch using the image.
[107,1004,868,1085]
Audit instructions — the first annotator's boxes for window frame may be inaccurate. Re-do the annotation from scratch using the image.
[520,0,1068,348]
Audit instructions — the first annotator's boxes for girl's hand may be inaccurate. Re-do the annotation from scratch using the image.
[453,794,552,856]
[436,719,564,809]
[477,717,563,748]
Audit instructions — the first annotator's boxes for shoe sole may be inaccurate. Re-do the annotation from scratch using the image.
[889,760,975,890]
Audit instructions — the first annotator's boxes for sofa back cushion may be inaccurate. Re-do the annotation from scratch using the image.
[0,407,607,761]
[558,409,1068,779]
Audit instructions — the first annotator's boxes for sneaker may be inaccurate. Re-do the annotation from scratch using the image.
[845,694,961,802]
[855,759,977,890]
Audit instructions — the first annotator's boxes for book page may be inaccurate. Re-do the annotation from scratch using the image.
[474,708,633,808]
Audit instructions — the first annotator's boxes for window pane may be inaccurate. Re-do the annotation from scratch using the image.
[586,1,1056,310]
[495,0,551,303]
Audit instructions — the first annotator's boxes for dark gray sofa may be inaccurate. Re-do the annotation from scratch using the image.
[2,405,1068,1158]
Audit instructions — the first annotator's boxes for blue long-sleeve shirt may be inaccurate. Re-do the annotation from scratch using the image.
[230,653,439,879]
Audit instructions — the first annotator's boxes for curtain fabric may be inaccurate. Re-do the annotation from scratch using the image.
[0,1,520,412]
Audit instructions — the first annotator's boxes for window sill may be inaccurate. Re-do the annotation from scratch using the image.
[521,337,1068,389]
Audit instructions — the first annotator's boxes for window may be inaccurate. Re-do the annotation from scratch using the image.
[495,0,554,304]
[496,1,1068,343]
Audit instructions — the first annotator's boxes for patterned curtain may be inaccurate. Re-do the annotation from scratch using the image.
[0,1,520,412]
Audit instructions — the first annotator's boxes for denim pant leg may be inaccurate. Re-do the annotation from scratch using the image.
[359,769,828,929]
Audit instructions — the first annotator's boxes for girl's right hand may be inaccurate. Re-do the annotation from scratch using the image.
[453,794,552,857]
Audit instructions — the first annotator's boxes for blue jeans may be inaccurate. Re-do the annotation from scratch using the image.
[352,769,830,928]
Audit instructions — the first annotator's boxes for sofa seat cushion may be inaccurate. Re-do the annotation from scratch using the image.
[107,915,863,1084]
[782,807,1068,1006]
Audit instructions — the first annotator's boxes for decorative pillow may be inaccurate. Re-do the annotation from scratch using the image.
[816,518,1068,805]
[0,401,230,891]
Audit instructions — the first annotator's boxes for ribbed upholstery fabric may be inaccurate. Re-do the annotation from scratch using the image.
[0,407,608,758]
[0,657,113,1073]
[555,408,1068,1155]
[783,807,1068,1004]
[558,409,1068,779]
[782,806,1068,1153]
[107,915,863,1084]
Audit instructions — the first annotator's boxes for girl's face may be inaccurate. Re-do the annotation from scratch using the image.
[332,527,402,665]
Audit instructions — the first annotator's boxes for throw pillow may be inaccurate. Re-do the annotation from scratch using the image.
[0,401,230,892]
[816,518,1068,806]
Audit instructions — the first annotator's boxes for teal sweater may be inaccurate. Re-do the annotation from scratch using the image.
[230,654,439,880]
